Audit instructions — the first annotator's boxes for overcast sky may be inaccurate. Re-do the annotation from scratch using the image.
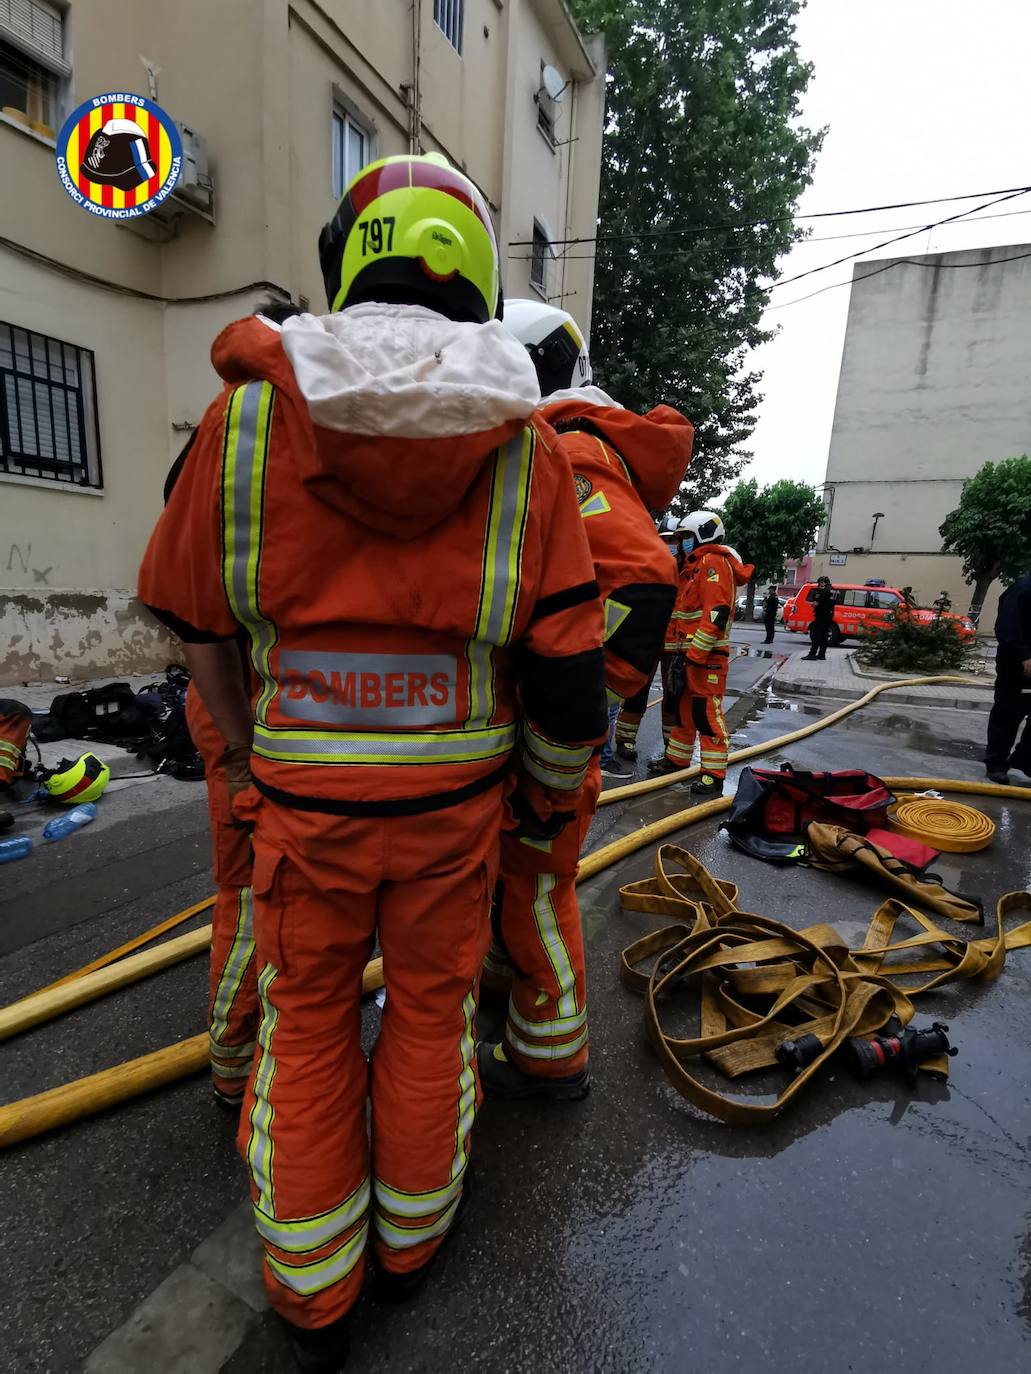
[744,0,1031,490]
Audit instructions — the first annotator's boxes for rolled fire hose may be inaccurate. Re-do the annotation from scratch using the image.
[0,671,1018,1146]
[888,795,996,853]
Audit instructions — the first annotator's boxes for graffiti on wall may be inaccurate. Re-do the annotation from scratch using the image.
[5,544,53,586]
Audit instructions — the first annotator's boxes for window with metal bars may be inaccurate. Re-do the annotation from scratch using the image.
[433,0,464,53]
[0,322,102,488]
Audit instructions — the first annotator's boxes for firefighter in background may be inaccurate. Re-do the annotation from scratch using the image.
[139,154,607,1372]
[479,299,693,1100]
[614,517,686,761]
[648,511,753,797]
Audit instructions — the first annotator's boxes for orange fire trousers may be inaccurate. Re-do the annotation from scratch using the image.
[667,663,730,778]
[232,784,502,1329]
[185,687,258,1098]
[490,762,600,1077]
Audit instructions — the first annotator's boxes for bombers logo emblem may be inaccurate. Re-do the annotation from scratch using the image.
[56,92,183,220]
[574,473,593,504]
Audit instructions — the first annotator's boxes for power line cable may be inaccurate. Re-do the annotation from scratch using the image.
[507,183,1031,248]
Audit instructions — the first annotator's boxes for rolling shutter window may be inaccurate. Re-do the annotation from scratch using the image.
[0,0,69,76]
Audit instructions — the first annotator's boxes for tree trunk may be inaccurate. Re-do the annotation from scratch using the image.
[744,578,757,622]
[967,568,999,625]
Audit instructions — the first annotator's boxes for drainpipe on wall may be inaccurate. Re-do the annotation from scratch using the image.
[560,77,579,306]
[410,0,423,153]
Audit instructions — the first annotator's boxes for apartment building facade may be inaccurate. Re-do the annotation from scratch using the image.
[814,242,1031,622]
[0,0,605,683]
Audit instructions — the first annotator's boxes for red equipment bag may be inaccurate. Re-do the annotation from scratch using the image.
[721,764,935,868]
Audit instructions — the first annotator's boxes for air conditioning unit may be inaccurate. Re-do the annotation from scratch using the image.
[123,121,215,243]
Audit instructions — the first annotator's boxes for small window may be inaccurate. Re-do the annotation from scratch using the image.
[332,107,370,200]
[0,36,57,135]
[537,93,556,145]
[840,589,866,608]
[866,591,900,611]
[0,321,102,488]
[530,222,550,295]
[784,567,797,586]
[434,0,464,53]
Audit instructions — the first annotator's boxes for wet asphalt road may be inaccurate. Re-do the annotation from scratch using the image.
[1,664,1030,1373]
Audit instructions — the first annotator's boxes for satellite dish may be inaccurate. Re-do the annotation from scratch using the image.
[541,65,567,102]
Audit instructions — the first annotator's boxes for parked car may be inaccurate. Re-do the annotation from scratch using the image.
[734,594,786,623]
[783,582,976,645]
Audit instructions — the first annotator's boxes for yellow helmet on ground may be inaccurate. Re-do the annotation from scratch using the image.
[44,753,110,804]
[318,153,501,323]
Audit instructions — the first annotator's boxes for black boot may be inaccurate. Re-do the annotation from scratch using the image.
[690,773,724,800]
[477,1040,591,1102]
[647,753,685,776]
[277,1313,350,1373]
[616,741,638,763]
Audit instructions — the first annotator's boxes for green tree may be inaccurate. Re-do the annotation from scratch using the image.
[569,0,822,507]
[722,476,825,616]
[939,456,1031,620]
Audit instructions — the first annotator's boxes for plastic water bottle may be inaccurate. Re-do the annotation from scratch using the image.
[42,802,97,843]
[0,836,32,864]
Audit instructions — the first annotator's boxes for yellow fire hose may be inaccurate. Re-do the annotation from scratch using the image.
[599,674,975,805]
[888,795,996,852]
[0,667,1019,1146]
[0,959,384,1149]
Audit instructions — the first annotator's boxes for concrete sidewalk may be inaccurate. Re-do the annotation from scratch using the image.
[774,644,996,710]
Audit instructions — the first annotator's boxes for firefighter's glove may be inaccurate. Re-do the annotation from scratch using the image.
[667,652,687,703]
[504,774,576,842]
[221,743,254,827]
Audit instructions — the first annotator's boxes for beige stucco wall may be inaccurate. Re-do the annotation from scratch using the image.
[0,0,604,685]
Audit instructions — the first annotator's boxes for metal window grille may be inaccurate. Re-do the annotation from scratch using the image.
[530,223,549,293]
[433,0,464,53]
[0,0,67,73]
[0,321,102,488]
[331,108,370,200]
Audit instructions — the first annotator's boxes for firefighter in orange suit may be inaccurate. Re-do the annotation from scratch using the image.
[138,155,607,1372]
[648,511,753,797]
[477,299,693,1101]
[184,682,259,1107]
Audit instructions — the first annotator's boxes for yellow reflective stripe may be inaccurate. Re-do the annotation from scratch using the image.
[532,873,578,1018]
[375,1171,466,1221]
[673,610,702,620]
[266,1221,368,1295]
[375,1197,460,1250]
[591,432,631,483]
[209,1036,257,1059]
[209,888,255,1048]
[220,381,278,724]
[255,1178,370,1254]
[603,597,631,642]
[521,748,588,791]
[507,1001,588,1039]
[252,721,516,765]
[580,490,611,518]
[247,963,279,1217]
[523,722,593,770]
[507,1023,589,1062]
[211,1060,253,1081]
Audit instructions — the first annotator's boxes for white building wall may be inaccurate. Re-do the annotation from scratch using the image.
[819,243,1031,619]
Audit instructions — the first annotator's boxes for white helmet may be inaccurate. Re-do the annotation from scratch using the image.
[503,298,592,397]
[678,510,725,548]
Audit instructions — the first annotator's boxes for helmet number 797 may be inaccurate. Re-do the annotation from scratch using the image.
[359,216,397,256]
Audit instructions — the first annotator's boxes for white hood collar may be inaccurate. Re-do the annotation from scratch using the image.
[545,385,624,410]
[280,304,540,438]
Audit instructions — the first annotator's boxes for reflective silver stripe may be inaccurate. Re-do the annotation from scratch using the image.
[523,722,593,770]
[374,1169,465,1221]
[532,874,578,1018]
[212,1061,253,1080]
[375,1196,461,1250]
[252,721,516,765]
[507,1001,588,1040]
[209,888,255,1048]
[266,1221,368,1295]
[220,381,279,724]
[465,429,533,726]
[278,651,459,727]
[208,1036,257,1060]
[255,1178,370,1255]
[507,1023,589,1062]
[247,963,279,1217]
[521,740,589,791]
[451,990,476,1180]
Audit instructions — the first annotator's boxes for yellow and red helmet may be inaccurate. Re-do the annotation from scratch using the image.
[318,153,501,323]
[44,752,110,805]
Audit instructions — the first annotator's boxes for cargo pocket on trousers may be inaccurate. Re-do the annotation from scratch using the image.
[251,846,291,973]
[213,819,253,889]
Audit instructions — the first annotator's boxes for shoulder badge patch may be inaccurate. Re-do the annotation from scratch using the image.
[574,473,593,504]
[707,567,719,582]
